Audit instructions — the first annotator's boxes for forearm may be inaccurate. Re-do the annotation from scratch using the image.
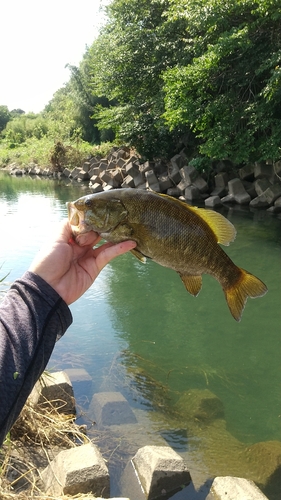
[0,271,72,444]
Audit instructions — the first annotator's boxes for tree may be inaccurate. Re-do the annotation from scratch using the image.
[88,0,188,158]
[163,0,281,163]
[0,106,11,133]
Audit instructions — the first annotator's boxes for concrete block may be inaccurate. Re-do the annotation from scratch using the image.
[184,185,202,201]
[90,183,103,193]
[193,175,209,193]
[64,368,92,401]
[90,174,102,185]
[145,169,158,186]
[210,186,227,197]
[177,388,224,423]
[125,161,140,177]
[254,179,272,196]
[29,371,75,415]
[158,173,173,191]
[131,445,191,500]
[146,181,161,192]
[170,154,186,169]
[41,443,110,497]
[78,170,90,181]
[167,187,182,197]
[99,170,112,184]
[214,172,229,188]
[254,162,274,179]
[211,476,269,499]
[63,167,71,177]
[133,172,146,188]
[180,165,199,183]
[111,168,124,185]
[168,164,181,184]
[82,161,91,173]
[239,164,255,181]
[139,161,154,175]
[263,184,281,204]
[249,194,270,208]
[121,175,135,188]
[205,196,223,208]
[90,392,137,426]
[228,178,251,204]
[70,167,82,180]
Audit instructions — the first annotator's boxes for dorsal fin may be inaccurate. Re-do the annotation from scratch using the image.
[157,192,236,246]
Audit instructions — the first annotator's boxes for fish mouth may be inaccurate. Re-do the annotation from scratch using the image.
[66,202,91,235]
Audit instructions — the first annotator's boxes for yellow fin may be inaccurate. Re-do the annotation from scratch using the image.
[130,248,146,263]
[178,273,202,296]
[156,192,236,246]
[224,268,268,321]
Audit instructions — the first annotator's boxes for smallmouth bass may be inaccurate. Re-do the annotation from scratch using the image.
[67,188,267,321]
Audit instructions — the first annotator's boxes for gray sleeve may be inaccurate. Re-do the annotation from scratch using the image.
[0,271,72,444]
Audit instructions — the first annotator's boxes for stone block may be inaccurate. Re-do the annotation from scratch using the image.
[121,175,135,188]
[254,162,274,179]
[145,169,158,186]
[193,175,209,193]
[167,187,182,197]
[133,172,146,188]
[177,179,191,192]
[90,183,103,193]
[82,161,91,173]
[263,184,281,204]
[168,164,181,184]
[98,162,108,173]
[211,476,269,499]
[254,179,272,196]
[70,167,82,180]
[180,165,199,183]
[170,153,186,169]
[90,174,102,185]
[99,170,112,184]
[146,181,161,192]
[103,183,114,191]
[158,173,173,191]
[64,368,92,401]
[131,445,191,500]
[239,164,255,181]
[228,178,251,204]
[29,371,75,415]
[214,172,228,188]
[184,185,202,201]
[41,443,110,497]
[205,196,223,208]
[90,392,137,426]
[125,161,140,177]
[210,186,227,197]
[116,157,126,168]
[78,170,90,181]
[111,168,124,185]
[139,161,153,175]
[249,194,270,208]
[63,167,71,177]
[177,388,224,423]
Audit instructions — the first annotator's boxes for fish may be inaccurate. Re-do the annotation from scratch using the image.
[67,188,268,321]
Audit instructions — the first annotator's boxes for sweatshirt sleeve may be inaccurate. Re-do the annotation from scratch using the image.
[0,271,72,445]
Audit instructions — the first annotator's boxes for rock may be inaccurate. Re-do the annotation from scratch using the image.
[29,371,75,415]
[64,368,93,402]
[177,388,224,424]
[228,178,251,204]
[205,195,223,208]
[211,476,269,499]
[214,172,229,188]
[239,164,255,181]
[89,392,137,427]
[184,185,202,201]
[193,175,209,193]
[41,443,110,497]
[121,175,135,188]
[78,169,90,181]
[254,162,274,179]
[130,445,191,500]
[168,164,182,184]
[254,179,272,196]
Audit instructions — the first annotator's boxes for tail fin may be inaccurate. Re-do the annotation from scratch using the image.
[224,269,268,322]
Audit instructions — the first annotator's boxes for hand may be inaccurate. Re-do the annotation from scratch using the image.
[29,219,136,305]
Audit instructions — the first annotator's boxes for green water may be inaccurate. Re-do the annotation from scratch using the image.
[0,171,280,497]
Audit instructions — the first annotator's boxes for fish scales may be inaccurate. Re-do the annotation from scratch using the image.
[67,188,267,321]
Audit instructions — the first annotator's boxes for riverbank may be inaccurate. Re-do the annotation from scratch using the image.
[3,146,281,214]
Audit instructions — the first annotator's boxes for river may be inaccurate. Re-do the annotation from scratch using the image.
[0,171,280,499]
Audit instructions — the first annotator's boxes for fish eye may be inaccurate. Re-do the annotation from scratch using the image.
[85,198,92,207]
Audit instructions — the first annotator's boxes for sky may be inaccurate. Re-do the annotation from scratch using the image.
[0,0,107,113]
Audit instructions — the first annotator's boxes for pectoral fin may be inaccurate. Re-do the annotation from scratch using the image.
[178,273,202,296]
[130,248,147,263]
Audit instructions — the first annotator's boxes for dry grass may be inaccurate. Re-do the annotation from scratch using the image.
[0,398,93,499]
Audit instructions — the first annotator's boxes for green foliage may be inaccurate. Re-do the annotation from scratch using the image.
[0,106,11,133]
[163,0,281,163]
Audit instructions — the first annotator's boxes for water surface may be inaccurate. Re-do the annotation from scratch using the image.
[0,171,280,498]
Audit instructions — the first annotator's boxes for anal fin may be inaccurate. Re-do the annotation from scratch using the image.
[179,273,202,296]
